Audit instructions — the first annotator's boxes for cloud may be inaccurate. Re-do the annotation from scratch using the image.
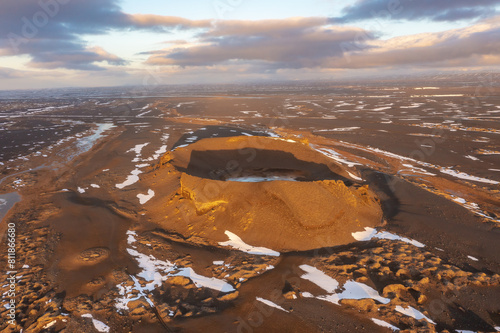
[337,18,500,68]
[128,15,211,30]
[27,45,127,71]
[0,0,211,70]
[334,0,500,23]
[0,66,26,79]
[145,18,375,69]
[1,0,499,83]
[203,17,331,37]
[144,15,500,73]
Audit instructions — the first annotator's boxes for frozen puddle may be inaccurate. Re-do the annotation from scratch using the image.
[352,227,425,248]
[300,265,390,305]
[219,231,280,256]
[225,175,300,182]
[0,192,21,222]
[77,123,115,153]
[223,165,306,183]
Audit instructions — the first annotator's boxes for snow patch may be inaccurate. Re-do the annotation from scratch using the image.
[43,320,57,329]
[440,167,498,185]
[137,189,155,204]
[352,227,425,248]
[395,305,435,324]
[315,127,361,132]
[176,267,235,293]
[256,297,289,313]
[300,265,390,305]
[115,169,142,189]
[128,143,149,155]
[81,314,110,333]
[313,145,362,168]
[219,231,280,256]
[126,230,137,245]
[371,318,400,331]
[300,265,339,293]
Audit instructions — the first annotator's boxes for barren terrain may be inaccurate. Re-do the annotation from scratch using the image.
[0,81,499,332]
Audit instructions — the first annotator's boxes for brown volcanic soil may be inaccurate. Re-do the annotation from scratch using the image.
[0,87,499,333]
[141,135,383,252]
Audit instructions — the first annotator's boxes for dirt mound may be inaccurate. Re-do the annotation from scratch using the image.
[146,136,383,251]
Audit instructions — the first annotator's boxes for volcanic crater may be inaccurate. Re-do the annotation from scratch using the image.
[145,133,384,252]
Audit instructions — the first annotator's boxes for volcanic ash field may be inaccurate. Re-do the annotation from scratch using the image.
[1,89,499,332]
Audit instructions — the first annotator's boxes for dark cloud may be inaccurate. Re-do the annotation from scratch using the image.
[0,0,211,70]
[334,0,500,22]
[28,45,126,71]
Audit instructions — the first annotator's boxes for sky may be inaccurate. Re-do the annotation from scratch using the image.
[0,0,499,90]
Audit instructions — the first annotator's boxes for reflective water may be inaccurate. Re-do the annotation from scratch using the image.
[0,192,21,222]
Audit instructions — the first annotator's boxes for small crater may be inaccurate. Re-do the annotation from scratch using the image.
[78,247,110,263]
